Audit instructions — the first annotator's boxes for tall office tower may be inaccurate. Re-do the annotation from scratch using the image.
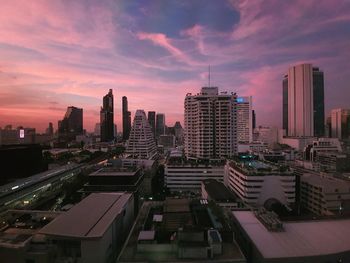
[58,106,83,141]
[252,110,256,129]
[313,67,325,137]
[331,109,350,140]
[94,123,101,136]
[282,75,289,134]
[184,87,237,160]
[236,96,253,143]
[283,64,325,137]
[100,89,114,142]
[156,113,166,137]
[122,96,131,141]
[147,111,156,137]
[46,122,54,136]
[326,116,332,137]
[126,110,157,159]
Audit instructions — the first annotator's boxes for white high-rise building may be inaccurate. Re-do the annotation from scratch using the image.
[287,64,314,137]
[126,110,157,159]
[184,87,237,160]
[236,96,253,143]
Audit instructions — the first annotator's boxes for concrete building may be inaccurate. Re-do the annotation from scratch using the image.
[122,96,132,141]
[158,134,176,149]
[147,111,156,137]
[184,87,237,160]
[0,126,36,145]
[253,126,279,146]
[165,150,225,193]
[118,198,246,262]
[126,110,157,159]
[283,64,325,137]
[156,113,166,137]
[232,210,350,263]
[201,179,241,210]
[331,108,350,140]
[58,106,83,142]
[301,173,350,216]
[40,193,134,263]
[100,89,114,142]
[237,96,253,143]
[237,141,269,154]
[225,157,295,207]
[303,137,342,162]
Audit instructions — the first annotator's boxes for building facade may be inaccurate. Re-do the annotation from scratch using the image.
[184,87,237,160]
[126,110,157,159]
[122,96,132,141]
[283,64,325,137]
[225,158,295,207]
[331,108,350,140]
[100,89,114,142]
[156,113,165,137]
[58,106,83,141]
[237,96,253,143]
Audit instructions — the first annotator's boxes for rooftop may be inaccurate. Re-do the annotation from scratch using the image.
[39,192,132,238]
[302,173,350,193]
[233,210,350,259]
[89,167,139,177]
[202,179,237,202]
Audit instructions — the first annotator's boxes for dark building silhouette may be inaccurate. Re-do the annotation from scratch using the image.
[156,113,165,137]
[313,67,325,137]
[122,96,131,141]
[46,122,54,136]
[252,110,256,129]
[100,89,114,142]
[58,106,83,141]
[282,66,324,137]
[282,75,288,135]
[0,144,47,185]
[147,111,156,137]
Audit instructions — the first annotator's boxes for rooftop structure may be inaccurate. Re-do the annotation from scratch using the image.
[225,157,295,207]
[232,210,350,263]
[118,199,246,262]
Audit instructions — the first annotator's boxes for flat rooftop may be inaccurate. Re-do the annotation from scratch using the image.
[202,179,237,202]
[233,211,350,259]
[302,173,350,192]
[39,192,132,238]
[89,167,138,177]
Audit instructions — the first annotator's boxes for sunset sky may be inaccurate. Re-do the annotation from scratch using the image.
[0,0,349,133]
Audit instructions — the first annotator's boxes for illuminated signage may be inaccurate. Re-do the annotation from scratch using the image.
[19,129,25,138]
[237,97,244,103]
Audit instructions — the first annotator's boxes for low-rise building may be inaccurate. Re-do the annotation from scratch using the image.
[201,179,242,210]
[231,210,350,263]
[300,173,350,216]
[224,157,295,207]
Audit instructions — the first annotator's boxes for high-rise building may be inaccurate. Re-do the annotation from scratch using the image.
[94,123,101,136]
[100,89,114,142]
[283,64,325,137]
[184,87,237,160]
[252,110,256,129]
[147,111,156,137]
[126,110,157,159]
[236,96,253,143]
[156,113,165,137]
[122,96,131,141]
[58,106,83,141]
[331,108,350,140]
[46,122,54,136]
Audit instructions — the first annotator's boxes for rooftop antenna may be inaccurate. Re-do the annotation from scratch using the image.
[208,65,211,87]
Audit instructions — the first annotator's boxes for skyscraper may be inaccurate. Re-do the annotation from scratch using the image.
[147,111,156,137]
[184,87,237,160]
[331,109,350,140]
[156,113,165,137]
[58,106,83,141]
[100,89,114,142]
[283,64,325,137]
[236,96,253,143]
[46,122,54,136]
[126,110,157,159]
[122,96,131,141]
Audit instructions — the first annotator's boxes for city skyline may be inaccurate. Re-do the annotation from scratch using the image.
[0,0,350,132]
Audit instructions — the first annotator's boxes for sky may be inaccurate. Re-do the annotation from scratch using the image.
[0,0,350,133]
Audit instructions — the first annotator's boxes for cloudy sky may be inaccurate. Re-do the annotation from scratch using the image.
[0,0,349,132]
